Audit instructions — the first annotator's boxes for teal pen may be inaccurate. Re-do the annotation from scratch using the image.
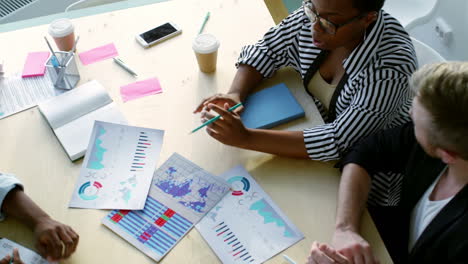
[8,252,13,264]
[198,12,210,34]
[190,102,243,134]
[282,254,297,264]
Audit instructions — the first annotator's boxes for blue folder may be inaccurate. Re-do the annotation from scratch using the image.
[240,83,305,129]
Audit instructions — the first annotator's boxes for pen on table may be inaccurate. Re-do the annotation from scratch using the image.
[283,254,297,264]
[198,11,210,34]
[44,36,60,67]
[190,102,243,134]
[113,57,138,77]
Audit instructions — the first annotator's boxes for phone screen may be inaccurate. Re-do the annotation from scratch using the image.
[140,23,178,43]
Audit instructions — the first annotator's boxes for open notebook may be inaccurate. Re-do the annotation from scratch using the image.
[38,80,127,161]
[240,83,305,129]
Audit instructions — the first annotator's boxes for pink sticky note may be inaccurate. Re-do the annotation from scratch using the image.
[120,78,163,102]
[21,51,50,78]
[78,43,118,65]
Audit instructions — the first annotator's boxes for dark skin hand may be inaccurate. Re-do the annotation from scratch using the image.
[0,249,24,264]
[2,188,79,261]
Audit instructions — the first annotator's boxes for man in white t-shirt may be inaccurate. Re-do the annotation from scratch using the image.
[306,62,468,263]
[0,173,79,263]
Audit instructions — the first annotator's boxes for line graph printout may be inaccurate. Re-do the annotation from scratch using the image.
[69,121,164,209]
[102,153,230,262]
[196,165,304,264]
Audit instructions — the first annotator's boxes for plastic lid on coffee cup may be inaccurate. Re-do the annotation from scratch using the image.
[48,18,74,38]
[192,33,220,54]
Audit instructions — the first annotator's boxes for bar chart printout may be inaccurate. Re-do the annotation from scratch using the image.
[69,121,164,209]
[103,153,231,262]
[196,165,304,264]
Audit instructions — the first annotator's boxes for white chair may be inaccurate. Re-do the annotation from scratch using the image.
[411,37,445,68]
[406,0,468,61]
[383,0,437,27]
[263,0,438,27]
[65,0,124,12]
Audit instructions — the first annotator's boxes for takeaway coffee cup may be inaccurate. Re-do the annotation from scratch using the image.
[192,33,220,73]
[48,18,75,51]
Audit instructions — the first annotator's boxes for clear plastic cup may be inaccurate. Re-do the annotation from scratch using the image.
[192,34,220,73]
[48,18,75,51]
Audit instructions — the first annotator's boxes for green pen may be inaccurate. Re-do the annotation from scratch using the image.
[198,12,210,34]
[190,102,243,134]
[8,252,13,264]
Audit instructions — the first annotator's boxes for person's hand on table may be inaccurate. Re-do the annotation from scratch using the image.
[307,241,349,264]
[33,217,79,261]
[193,93,243,119]
[204,103,251,148]
[331,228,379,264]
[0,249,24,264]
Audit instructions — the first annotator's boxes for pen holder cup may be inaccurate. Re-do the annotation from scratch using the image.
[46,51,80,90]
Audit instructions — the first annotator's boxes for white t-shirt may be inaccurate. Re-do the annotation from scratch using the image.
[0,172,23,221]
[307,71,337,111]
[408,167,453,251]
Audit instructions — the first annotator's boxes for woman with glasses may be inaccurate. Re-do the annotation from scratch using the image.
[195,0,416,159]
[193,0,416,201]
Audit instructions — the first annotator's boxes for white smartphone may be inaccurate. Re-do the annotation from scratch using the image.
[136,22,182,48]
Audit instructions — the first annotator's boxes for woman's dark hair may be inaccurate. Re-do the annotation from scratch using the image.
[353,0,385,13]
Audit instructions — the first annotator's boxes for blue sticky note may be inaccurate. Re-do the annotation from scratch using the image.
[241,83,305,129]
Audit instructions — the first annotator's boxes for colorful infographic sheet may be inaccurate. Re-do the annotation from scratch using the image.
[69,121,164,209]
[196,165,304,264]
[102,153,230,262]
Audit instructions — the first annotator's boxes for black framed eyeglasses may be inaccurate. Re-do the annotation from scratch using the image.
[303,0,365,35]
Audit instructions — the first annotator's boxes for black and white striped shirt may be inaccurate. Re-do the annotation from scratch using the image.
[237,8,417,162]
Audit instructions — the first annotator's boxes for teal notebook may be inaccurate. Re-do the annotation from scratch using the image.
[241,83,305,129]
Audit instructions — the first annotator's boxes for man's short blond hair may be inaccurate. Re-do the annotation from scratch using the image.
[411,62,468,159]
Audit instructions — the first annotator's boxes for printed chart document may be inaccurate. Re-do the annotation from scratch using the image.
[38,80,127,161]
[103,153,230,262]
[196,165,304,264]
[0,71,65,120]
[0,238,56,264]
[69,121,164,209]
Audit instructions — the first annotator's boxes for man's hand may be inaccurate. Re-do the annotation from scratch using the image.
[33,217,79,261]
[204,103,251,148]
[0,249,24,264]
[331,228,379,264]
[307,241,349,264]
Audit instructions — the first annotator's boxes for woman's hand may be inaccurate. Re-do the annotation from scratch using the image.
[204,103,251,148]
[194,93,243,116]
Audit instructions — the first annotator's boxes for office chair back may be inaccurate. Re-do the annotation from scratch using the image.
[406,0,468,61]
